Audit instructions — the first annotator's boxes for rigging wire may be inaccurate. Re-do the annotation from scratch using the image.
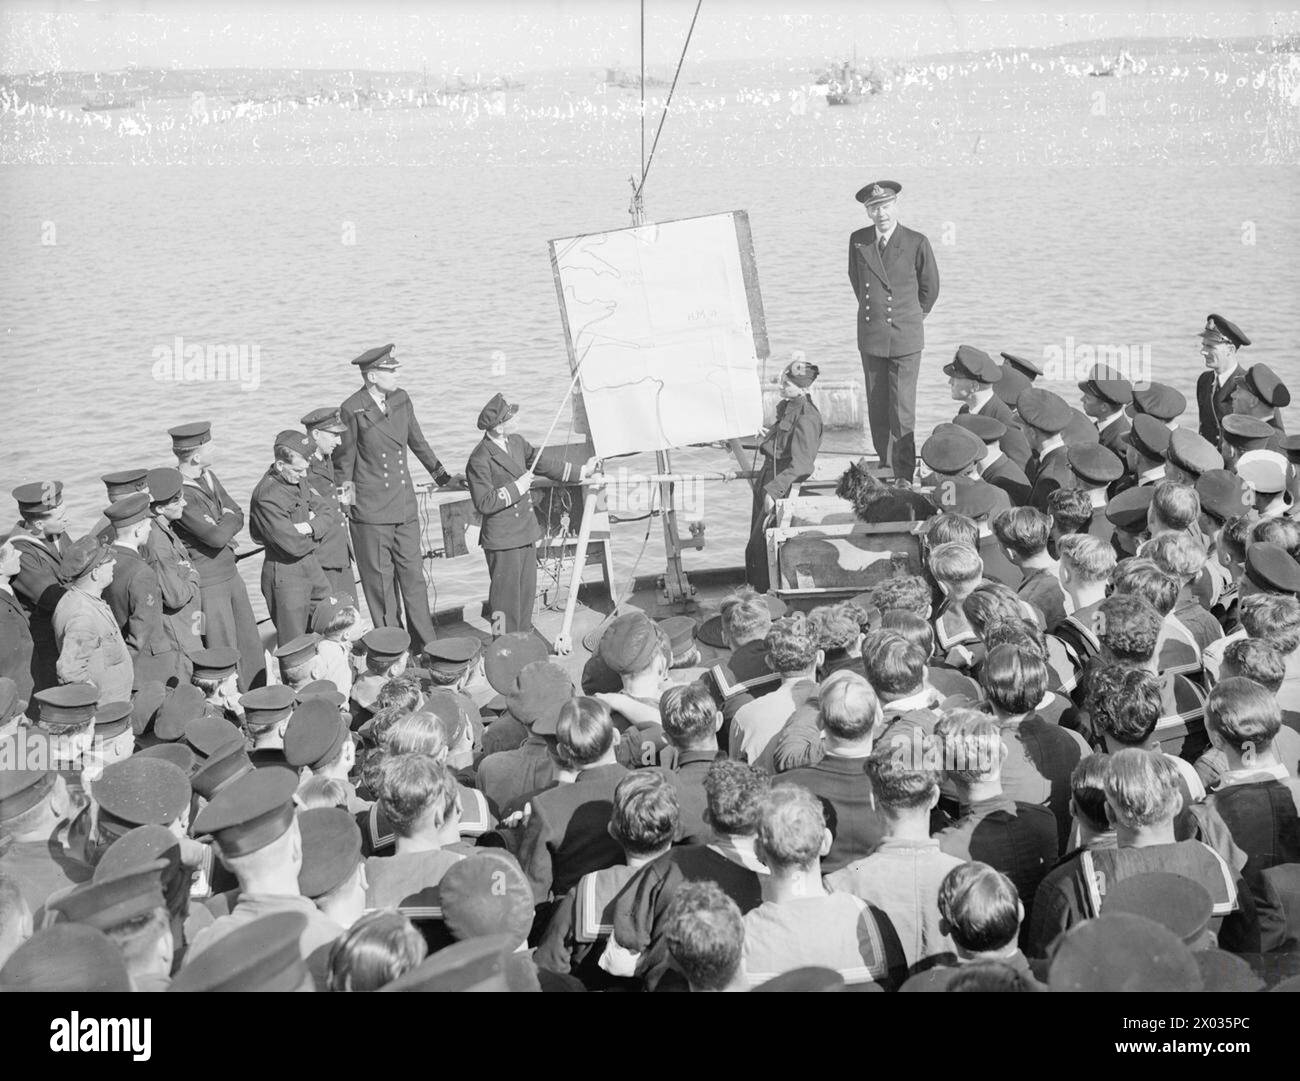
[635,0,703,197]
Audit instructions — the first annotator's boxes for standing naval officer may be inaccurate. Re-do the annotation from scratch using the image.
[168,421,265,691]
[337,344,464,653]
[465,393,594,635]
[8,482,71,693]
[250,430,331,646]
[848,180,940,483]
[301,407,355,599]
[1196,314,1250,445]
[745,359,824,592]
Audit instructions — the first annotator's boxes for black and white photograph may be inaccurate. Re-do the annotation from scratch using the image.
[1,0,1298,1016]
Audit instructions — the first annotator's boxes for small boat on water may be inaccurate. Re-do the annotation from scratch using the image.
[80,90,139,111]
[814,53,883,105]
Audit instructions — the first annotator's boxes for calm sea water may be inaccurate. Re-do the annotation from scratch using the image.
[2,45,1298,606]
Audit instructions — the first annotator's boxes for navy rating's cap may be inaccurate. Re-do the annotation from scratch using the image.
[953,413,1007,443]
[146,467,184,504]
[92,756,191,829]
[424,635,483,678]
[1129,383,1186,423]
[154,683,207,742]
[12,480,63,514]
[33,682,99,731]
[0,744,54,821]
[134,742,196,773]
[169,912,310,992]
[1078,368,1134,407]
[1166,429,1223,478]
[944,344,1002,384]
[102,468,149,500]
[283,696,348,770]
[380,933,537,993]
[93,699,133,740]
[921,423,986,476]
[599,611,667,675]
[1201,314,1249,347]
[1105,485,1155,532]
[130,680,167,737]
[191,767,299,857]
[93,824,181,885]
[350,343,398,370]
[506,661,574,735]
[1244,542,1300,596]
[239,684,297,730]
[362,626,409,662]
[438,851,534,945]
[308,593,356,635]
[192,646,240,682]
[1100,872,1213,946]
[854,179,901,206]
[483,631,549,695]
[658,615,699,657]
[999,351,1044,379]
[1194,950,1265,993]
[168,421,212,452]
[1220,413,1276,451]
[189,741,254,801]
[0,925,131,992]
[991,365,1031,407]
[1195,469,1250,525]
[48,860,168,931]
[104,488,150,527]
[1123,414,1172,462]
[1242,363,1291,408]
[298,807,362,899]
[1047,913,1202,992]
[273,632,321,668]
[185,713,245,760]
[1016,387,1072,434]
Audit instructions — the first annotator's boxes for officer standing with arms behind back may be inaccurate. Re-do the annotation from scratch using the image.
[849,180,940,485]
[337,344,464,654]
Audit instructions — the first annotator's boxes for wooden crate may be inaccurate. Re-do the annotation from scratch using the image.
[765,518,924,600]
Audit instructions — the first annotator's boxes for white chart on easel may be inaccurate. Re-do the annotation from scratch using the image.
[549,210,769,459]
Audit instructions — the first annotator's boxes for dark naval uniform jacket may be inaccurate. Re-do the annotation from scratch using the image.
[980,455,1032,507]
[142,517,203,656]
[250,467,323,566]
[759,396,823,500]
[465,434,575,551]
[1095,412,1131,457]
[0,584,34,702]
[1197,367,1246,445]
[8,527,70,692]
[1028,445,1072,513]
[175,471,244,586]
[848,224,940,358]
[305,455,350,572]
[103,542,190,685]
[337,387,449,526]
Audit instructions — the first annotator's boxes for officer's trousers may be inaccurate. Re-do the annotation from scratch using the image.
[198,574,266,691]
[350,517,437,651]
[260,554,331,646]
[861,350,922,484]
